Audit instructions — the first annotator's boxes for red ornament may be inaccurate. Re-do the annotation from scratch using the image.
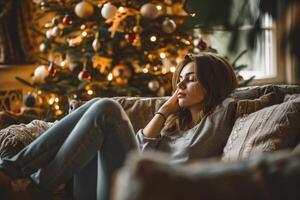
[198,39,207,50]
[48,63,57,77]
[125,33,136,43]
[62,15,72,25]
[78,70,92,81]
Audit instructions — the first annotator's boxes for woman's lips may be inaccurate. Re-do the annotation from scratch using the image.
[177,92,186,98]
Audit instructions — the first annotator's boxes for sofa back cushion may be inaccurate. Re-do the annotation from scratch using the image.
[113,97,167,132]
[222,95,300,161]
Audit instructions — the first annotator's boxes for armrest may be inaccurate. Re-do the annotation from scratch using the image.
[113,150,300,200]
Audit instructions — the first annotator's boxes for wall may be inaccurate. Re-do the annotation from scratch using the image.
[0,65,36,111]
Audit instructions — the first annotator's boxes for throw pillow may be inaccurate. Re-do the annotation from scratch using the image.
[222,96,300,161]
[235,91,283,119]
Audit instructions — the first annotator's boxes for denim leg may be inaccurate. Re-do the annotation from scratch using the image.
[0,98,101,179]
[30,98,138,199]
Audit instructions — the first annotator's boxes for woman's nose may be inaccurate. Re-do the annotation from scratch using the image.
[177,79,186,89]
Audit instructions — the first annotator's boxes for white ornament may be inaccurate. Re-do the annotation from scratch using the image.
[162,19,176,33]
[140,3,160,19]
[46,30,53,39]
[51,26,61,37]
[101,3,117,19]
[75,1,94,19]
[148,79,160,91]
[32,65,49,84]
[92,38,101,51]
[39,43,47,53]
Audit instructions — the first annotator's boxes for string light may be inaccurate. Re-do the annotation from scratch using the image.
[87,89,94,95]
[55,105,60,110]
[159,52,166,59]
[54,97,59,102]
[82,31,88,37]
[107,73,113,81]
[156,5,162,10]
[48,98,55,105]
[80,25,86,30]
[150,35,157,42]
[118,7,126,13]
[170,66,176,73]
[143,68,149,73]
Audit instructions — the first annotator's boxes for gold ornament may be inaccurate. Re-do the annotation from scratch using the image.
[75,1,94,19]
[162,18,177,33]
[133,25,143,33]
[112,64,132,85]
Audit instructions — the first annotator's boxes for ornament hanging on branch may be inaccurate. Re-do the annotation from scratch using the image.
[48,63,57,77]
[39,43,47,53]
[32,65,49,84]
[24,94,36,107]
[92,37,101,51]
[197,38,208,51]
[140,3,160,19]
[162,18,176,33]
[75,1,94,19]
[125,33,136,43]
[78,69,92,81]
[101,3,117,19]
[62,15,72,25]
[112,64,132,85]
[148,79,160,91]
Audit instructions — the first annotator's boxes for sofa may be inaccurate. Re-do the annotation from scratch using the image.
[1,84,300,200]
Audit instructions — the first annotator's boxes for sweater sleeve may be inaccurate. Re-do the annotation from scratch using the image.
[135,129,162,152]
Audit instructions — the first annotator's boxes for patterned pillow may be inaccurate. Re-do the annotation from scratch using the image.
[222,95,300,161]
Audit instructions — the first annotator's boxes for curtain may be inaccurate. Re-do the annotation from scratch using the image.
[0,0,38,64]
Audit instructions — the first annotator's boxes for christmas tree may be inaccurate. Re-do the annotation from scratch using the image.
[19,0,194,119]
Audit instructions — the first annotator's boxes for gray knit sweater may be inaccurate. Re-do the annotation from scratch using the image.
[135,97,237,163]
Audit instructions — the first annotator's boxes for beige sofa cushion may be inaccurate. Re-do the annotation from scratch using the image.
[222,95,300,161]
[113,97,168,132]
[235,92,283,119]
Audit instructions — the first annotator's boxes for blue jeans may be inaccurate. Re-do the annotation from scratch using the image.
[1,98,138,200]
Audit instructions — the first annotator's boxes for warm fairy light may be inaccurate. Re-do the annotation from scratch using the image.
[61,60,67,67]
[162,68,168,74]
[48,98,55,105]
[80,25,86,30]
[87,90,94,95]
[107,73,113,81]
[159,52,166,59]
[54,97,59,103]
[118,7,126,13]
[150,36,157,42]
[185,40,191,45]
[55,105,60,110]
[143,68,149,73]
[153,66,158,71]
[37,90,42,95]
[190,13,196,17]
[156,5,162,10]
[82,31,88,37]
[170,66,176,73]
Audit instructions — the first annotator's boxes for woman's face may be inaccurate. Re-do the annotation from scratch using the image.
[176,62,206,109]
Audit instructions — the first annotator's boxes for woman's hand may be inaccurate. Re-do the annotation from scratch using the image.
[158,89,181,117]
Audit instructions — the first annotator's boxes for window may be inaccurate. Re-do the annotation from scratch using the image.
[193,0,280,84]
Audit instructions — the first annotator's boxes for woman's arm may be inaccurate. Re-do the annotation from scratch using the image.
[142,89,180,138]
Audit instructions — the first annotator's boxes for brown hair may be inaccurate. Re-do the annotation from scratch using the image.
[163,52,238,134]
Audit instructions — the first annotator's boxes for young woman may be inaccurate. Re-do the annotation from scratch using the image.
[0,52,238,200]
